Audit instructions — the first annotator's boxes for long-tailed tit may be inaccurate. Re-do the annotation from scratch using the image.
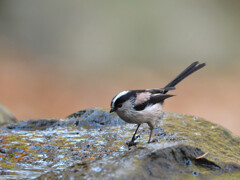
[110,61,206,146]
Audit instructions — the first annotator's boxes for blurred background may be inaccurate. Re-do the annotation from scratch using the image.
[0,0,239,135]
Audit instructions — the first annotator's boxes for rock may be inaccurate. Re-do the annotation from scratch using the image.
[5,118,59,130]
[130,145,240,179]
[0,104,17,127]
[66,107,126,127]
[0,108,239,179]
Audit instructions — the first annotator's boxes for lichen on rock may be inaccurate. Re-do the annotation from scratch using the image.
[0,108,239,179]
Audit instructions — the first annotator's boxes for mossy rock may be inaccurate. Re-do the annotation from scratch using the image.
[0,108,239,179]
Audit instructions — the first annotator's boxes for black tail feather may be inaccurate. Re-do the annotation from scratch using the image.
[163,61,205,93]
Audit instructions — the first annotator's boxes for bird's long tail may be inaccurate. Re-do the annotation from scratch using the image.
[163,61,206,94]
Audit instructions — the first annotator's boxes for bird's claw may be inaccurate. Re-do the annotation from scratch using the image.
[127,141,138,147]
[127,135,140,147]
[148,138,158,144]
[134,135,140,140]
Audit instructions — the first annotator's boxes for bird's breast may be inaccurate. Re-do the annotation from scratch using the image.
[117,103,163,124]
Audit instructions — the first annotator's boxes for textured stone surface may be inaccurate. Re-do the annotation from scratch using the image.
[0,104,17,127]
[0,108,239,179]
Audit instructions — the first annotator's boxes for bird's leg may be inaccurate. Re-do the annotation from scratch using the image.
[147,121,166,143]
[131,124,141,142]
[127,124,141,146]
[148,128,153,143]
[147,121,154,143]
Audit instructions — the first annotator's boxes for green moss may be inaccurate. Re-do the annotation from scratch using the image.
[211,172,240,180]
[0,110,239,179]
[163,114,240,165]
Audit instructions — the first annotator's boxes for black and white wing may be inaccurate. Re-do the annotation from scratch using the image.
[134,90,174,111]
[145,87,175,94]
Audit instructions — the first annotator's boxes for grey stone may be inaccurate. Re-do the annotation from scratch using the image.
[0,108,239,179]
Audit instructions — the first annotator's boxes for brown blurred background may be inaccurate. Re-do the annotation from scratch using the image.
[0,1,239,135]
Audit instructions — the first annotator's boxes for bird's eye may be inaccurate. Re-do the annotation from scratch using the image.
[117,103,122,108]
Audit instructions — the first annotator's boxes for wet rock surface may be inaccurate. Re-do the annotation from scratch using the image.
[0,108,239,179]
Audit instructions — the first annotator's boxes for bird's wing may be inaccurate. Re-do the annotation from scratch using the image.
[134,92,174,111]
[134,92,151,106]
[148,94,175,104]
[145,87,175,94]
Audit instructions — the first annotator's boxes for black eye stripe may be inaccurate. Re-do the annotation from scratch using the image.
[111,90,146,109]
[117,103,122,108]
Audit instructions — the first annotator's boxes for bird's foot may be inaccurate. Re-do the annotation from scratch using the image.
[147,128,166,144]
[134,135,140,141]
[148,138,158,144]
[127,135,140,147]
[126,140,138,147]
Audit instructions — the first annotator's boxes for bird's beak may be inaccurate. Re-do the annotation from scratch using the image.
[110,108,114,113]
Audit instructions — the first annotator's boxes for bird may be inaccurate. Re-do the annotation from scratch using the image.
[110,61,206,146]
